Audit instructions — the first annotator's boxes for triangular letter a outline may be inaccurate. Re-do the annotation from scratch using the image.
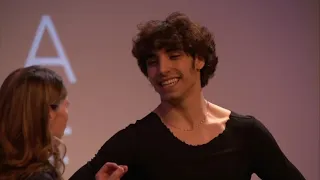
[25,15,77,84]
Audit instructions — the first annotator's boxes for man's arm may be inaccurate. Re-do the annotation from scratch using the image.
[69,124,137,180]
[249,117,305,180]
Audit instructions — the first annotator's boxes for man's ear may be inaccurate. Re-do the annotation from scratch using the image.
[195,56,205,71]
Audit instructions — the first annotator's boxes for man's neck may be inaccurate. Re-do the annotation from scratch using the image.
[156,88,208,129]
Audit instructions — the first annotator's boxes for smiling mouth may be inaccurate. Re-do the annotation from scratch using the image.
[160,78,179,87]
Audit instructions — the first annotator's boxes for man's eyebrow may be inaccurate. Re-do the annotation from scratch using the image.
[165,48,182,53]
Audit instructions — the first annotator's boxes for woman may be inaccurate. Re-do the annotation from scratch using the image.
[0,66,69,180]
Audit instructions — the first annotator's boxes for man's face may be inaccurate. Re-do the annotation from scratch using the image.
[146,49,204,102]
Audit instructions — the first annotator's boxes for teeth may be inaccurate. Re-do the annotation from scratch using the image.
[161,78,179,86]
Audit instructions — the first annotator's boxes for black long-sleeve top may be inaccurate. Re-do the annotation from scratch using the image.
[69,112,305,180]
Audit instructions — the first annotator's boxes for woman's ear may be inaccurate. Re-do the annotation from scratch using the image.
[49,108,56,122]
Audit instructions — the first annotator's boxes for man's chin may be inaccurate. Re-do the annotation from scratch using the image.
[160,93,183,104]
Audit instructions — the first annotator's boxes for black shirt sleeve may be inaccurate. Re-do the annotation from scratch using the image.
[69,124,137,180]
[249,117,305,179]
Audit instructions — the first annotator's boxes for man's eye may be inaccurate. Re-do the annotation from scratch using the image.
[169,54,180,60]
[147,58,157,65]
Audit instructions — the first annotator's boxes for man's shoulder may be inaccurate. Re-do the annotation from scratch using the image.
[209,103,257,127]
[114,112,158,136]
[228,111,271,137]
[230,111,256,121]
[227,111,260,129]
[125,112,158,128]
[136,111,158,124]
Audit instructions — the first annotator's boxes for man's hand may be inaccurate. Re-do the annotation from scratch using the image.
[95,162,128,180]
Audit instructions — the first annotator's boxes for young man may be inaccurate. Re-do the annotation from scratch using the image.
[70,12,305,180]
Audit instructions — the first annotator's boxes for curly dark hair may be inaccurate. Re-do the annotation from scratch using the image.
[132,12,218,88]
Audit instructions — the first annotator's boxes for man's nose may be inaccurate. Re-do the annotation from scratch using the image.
[158,57,171,74]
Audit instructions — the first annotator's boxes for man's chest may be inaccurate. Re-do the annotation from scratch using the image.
[135,141,253,180]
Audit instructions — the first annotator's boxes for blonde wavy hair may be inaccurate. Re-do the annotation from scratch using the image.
[0,66,67,179]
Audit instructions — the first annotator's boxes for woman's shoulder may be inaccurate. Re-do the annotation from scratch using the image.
[27,170,58,180]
